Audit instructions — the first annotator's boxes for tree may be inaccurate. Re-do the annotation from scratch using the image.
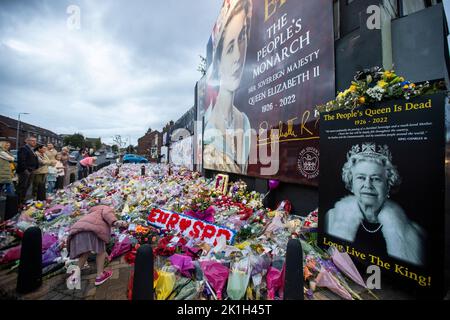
[63,133,85,149]
[111,145,119,152]
[126,145,135,154]
[112,135,127,151]
[197,55,207,76]
[85,140,93,149]
[95,138,102,150]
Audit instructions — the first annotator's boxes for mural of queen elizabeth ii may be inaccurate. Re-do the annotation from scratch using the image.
[325,143,426,266]
[203,0,253,175]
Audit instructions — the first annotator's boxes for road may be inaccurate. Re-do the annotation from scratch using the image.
[65,153,116,184]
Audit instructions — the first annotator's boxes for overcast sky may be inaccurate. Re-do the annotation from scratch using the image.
[0,0,221,146]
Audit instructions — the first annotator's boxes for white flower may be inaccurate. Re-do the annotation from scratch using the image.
[367,86,385,101]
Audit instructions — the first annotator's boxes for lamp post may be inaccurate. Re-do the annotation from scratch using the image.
[16,113,30,151]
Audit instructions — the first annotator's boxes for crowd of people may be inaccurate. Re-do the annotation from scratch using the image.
[0,135,98,208]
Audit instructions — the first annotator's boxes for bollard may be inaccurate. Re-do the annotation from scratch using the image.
[284,238,304,300]
[132,244,154,300]
[5,194,19,221]
[36,183,46,201]
[16,227,42,294]
[0,196,5,223]
[141,165,145,176]
[70,173,76,184]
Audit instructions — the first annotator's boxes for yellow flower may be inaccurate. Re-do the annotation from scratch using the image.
[377,80,388,88]
[399,77,405,82]
[236,241,251,250]
[349,85,357,93]
[337,92,345,100]
[384,70,394,79]
[403,84,409,89]
[411,83,416,88]
[358,96,366,104]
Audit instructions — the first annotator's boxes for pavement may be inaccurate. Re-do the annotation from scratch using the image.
[0,256,132,300]
[1,257,448,300]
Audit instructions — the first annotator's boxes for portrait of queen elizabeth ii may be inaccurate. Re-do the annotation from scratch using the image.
[203,0,253,174]
[324,143,426,266]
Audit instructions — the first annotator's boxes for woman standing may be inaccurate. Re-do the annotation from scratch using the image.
[33,145,56,199]
[0,137,16,195]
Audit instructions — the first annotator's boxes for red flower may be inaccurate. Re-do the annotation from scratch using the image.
[239,207,253,221]
[124,250,136,265]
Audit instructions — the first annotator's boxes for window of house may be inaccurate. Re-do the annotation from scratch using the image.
[401,0,441,16]
[334,0,340,40]
[402,0,426,15]
[384,0,398,18]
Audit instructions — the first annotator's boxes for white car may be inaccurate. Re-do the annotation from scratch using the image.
[94,151,101,156]
[106,152,115,159]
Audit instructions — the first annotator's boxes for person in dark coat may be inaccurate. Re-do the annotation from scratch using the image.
[16,136,39,205]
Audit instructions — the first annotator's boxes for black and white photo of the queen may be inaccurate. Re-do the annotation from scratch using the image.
[325,143,426,266]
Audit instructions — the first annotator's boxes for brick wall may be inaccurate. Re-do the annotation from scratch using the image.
[137,130,163,162]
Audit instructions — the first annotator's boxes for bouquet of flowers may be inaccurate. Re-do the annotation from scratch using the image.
[301,240,362,300]
[316,67,441,113]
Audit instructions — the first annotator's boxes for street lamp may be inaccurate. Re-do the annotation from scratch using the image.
[16,112,30,150]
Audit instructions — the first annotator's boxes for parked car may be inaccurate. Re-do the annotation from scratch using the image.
[122,154,148,164]
[68,151,80,165]
[94,151,101,156]
[106,152,116,159]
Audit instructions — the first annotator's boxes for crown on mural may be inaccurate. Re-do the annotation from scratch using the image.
[347,143,392,161]
[302,154,318,172]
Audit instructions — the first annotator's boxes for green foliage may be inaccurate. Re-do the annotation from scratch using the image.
[63,133,85,149]
[95,138,102,150]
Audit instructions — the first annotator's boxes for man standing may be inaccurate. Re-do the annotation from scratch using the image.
[16,136,39,205]
[46,143,58,161]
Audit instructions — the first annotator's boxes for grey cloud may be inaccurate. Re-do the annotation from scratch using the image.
[0,0,221,145]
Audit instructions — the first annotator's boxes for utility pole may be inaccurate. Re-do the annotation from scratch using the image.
[16,113,30,150]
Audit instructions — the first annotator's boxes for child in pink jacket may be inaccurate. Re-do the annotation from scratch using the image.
[68,205,127,286]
